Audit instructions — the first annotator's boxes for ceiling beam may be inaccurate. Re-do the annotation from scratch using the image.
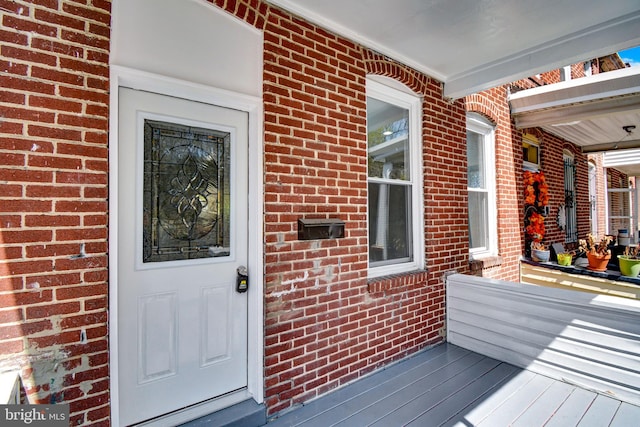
[509,67,640,113]
[513,95,640,129]
[581,139,640,153]
[444,11,640,99]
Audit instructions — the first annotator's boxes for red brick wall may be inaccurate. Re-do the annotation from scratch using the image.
[513,64,625,248]
[260,6,467,415]
[2,0,618,423]
[464,66,602,280]
[465,88,523,281]
[536,134,591,246]
[1,0,467,421]
[0,0,111,425]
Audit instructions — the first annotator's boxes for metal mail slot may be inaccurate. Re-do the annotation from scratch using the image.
[298,218,345,240]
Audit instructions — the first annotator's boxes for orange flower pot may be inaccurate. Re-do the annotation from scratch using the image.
[586,252,611,272]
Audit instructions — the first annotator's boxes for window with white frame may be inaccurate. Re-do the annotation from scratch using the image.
[522,135,540,171]
[366,78,423,277]
[467,114,497,258]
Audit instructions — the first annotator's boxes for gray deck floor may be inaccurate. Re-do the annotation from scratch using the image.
[263,343,640,427]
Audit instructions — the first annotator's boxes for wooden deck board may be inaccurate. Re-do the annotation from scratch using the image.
[263,343,640,427]
[445,370,538,426]
[609,402,640,427]
[542,387,597,427]
[511,380,576,426]
[577,395,621,427]
[268,345,473,427]
[328,353,490,426]
[404,363,520,426]
[361,357,502,426]
[476,375,555,427]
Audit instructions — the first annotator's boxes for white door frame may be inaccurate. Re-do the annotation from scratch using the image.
[108,65,264,426]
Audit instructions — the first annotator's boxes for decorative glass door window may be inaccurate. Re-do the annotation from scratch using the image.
[143,119,230,262]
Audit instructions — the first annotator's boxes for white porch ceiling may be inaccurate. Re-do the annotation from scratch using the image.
[266,0,640,99]
[510,66,640,176]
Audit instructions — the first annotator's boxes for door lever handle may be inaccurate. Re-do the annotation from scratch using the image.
[236,266,248,293]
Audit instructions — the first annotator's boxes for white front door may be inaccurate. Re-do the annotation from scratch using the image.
[117,87,249,425]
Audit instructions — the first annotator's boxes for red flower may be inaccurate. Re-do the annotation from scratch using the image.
[523,170,535,186]
[523,171,548,208]
[524,186,536,205]
[525,211,545,241]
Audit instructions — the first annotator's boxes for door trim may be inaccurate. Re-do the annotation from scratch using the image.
[108,65,264,426]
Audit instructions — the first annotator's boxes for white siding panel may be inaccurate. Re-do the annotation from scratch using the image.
[446,274,640,406]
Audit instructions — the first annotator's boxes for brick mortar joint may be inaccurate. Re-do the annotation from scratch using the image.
[19,0,112,24]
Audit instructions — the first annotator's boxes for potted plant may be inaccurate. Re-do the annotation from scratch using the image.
[530,241,550,262]
[618,246,640,277]
[579,234,613,271]
[556,252,573,266]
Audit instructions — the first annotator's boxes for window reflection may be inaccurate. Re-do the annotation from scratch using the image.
[367,96,413,266]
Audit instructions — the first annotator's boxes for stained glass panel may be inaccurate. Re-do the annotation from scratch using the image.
[143,119,230,262]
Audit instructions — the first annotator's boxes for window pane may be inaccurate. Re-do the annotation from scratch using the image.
[367,97,410,181]
[368,182,412,263]
[468,191,488,250]
[608,190,630,231]
[523,141,539,165]
[467,130,485,189]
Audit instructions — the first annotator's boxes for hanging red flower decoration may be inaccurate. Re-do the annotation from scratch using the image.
[523,171,549,242]
[523,171,549,208]
[525,211,545,241]
[537,180,549,207]
[524,185,536,205]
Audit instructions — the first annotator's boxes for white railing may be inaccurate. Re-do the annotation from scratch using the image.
[446,273,640,405]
